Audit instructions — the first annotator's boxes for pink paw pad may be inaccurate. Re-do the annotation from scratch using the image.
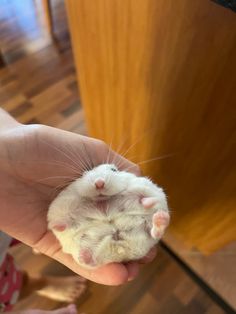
[51,223,68,232]
[141,197,158,209]
[79,248,96,267]
[153,211,170,227]
[151,211,170,239]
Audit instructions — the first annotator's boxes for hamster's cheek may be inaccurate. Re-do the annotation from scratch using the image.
[106,177,128,195]
[74,178,97,198]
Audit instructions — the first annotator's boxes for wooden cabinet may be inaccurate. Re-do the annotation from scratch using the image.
[65,0,236,254]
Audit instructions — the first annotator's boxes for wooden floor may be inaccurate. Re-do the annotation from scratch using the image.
[0,1,232,313]
[0,0,85,134]
[164,232,236,311]
[11,243,226,314]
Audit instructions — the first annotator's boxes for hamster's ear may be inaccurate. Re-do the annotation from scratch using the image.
[48,221,69,232]
[79,248,96,267]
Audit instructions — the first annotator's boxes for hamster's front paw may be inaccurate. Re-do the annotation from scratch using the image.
[141,196,160,209]
[48,221,69,232]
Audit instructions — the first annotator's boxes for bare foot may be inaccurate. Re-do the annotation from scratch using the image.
[37,276,87,303]
[9,304,82,314]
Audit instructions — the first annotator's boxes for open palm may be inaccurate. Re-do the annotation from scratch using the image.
[0,124,156,285]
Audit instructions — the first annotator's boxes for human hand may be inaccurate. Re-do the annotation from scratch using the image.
[0,123,156,285]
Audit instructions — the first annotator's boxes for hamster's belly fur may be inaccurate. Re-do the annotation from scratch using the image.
[47,166,170,268]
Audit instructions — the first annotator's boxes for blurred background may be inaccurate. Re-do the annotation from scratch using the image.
[1,0,235,313]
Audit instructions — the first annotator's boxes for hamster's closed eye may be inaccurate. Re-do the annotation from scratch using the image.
[110,167,118,172]
[47,163,170,269]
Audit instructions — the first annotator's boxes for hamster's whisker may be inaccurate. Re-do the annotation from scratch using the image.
[61,145,87,171]
[121,163,141,172]
[136,154,175,165]
[123,154,139,162]
[106,141,114,164]
[109,141,130,166]
[84,148,95,170]
[39,160,83,174]
[115,127,154,160]
[123,153,175,172]
[28,159,83,176]
[105,130,116,164]
[113,135,130,157]
[39,138,87,172]
[113,124,154,159]
[81,141,94,170]
[70,153,89,173]
[113,156,128,170]
[109,153,123,168]
[52,180,73,193]
[61,142,91,172]
[36,175,78,183]
[72,147,93,171]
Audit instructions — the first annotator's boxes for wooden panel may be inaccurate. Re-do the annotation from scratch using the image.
[65,0,236,253]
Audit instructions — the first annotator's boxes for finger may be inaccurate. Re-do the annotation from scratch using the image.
[53,250,130,286]
[138,246,157,264]
[125,262,140,281]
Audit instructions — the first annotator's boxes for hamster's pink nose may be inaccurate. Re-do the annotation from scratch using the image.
[95,178,105,189]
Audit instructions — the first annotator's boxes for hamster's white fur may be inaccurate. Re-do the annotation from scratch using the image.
[47,164,170,268]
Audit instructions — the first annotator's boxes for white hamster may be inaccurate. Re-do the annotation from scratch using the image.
[47,164,170,268]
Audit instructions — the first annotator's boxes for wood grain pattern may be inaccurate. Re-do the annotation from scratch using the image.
[11,243,227,314]
[66,0,236,254]
[0,0,86,134]
[164,231,236,310]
